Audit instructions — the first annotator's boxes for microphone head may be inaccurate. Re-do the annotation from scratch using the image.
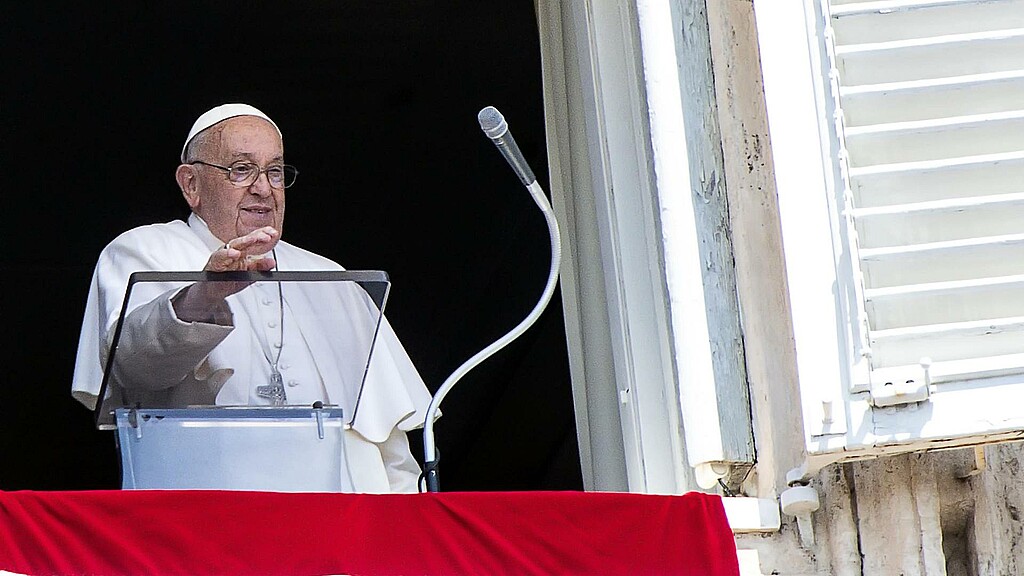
[477,106,508,139]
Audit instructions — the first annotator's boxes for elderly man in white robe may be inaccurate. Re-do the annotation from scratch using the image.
[71,103,432,493]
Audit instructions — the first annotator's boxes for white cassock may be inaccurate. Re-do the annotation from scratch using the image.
[71,213,432,493]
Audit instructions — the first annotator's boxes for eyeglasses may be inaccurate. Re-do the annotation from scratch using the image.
[191,160,299,189]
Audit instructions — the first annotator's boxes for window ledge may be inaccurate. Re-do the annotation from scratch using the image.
[723,497,781,533]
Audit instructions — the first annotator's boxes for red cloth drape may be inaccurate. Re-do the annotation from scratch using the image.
[0,490,738,576]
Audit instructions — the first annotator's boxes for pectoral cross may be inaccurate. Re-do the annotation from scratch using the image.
[257,370,287,405]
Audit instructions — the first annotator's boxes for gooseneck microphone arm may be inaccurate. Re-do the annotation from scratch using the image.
[422,106,562,493]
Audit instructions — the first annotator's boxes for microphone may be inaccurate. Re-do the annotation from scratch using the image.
[477,106,536,187]
[423,106,562,492]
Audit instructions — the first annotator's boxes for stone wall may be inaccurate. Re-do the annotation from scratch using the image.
[735,443,1024,575]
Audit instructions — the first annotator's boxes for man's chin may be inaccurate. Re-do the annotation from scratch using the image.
[237,210,279,231]
[235,219,283,238]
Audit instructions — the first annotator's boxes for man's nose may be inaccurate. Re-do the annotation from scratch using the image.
[249,172,274,196]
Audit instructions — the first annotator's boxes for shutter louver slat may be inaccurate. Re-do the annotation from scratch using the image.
[842,72,1024,125]
[853,192,1024,247]
[832,0,1024,41]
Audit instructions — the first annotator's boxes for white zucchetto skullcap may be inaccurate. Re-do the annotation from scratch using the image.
[180,103,282,162]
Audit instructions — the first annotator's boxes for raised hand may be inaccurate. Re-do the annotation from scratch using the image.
[172,227,281,323]
[205,226,281,272]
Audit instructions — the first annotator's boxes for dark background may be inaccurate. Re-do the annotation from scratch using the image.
[2,2,582,491]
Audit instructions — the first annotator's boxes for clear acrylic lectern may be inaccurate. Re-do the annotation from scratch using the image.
[92,270,390,492]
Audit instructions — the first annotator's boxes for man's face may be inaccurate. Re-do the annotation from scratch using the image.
[182,116,286,246]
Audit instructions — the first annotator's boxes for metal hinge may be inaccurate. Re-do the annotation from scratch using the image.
[868,357,932,408]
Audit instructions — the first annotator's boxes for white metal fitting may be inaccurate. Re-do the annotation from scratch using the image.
[780,484,820,549]
[694,461,731,490]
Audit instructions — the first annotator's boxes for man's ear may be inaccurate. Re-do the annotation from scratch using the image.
[176,164,200,209]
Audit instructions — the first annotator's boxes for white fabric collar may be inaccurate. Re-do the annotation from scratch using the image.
[187,213,226,252]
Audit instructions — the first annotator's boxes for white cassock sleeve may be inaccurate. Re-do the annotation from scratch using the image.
[71,222,231,410]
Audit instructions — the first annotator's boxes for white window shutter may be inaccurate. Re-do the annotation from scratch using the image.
[755,0,1024,469]
[829,0,1024,396]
